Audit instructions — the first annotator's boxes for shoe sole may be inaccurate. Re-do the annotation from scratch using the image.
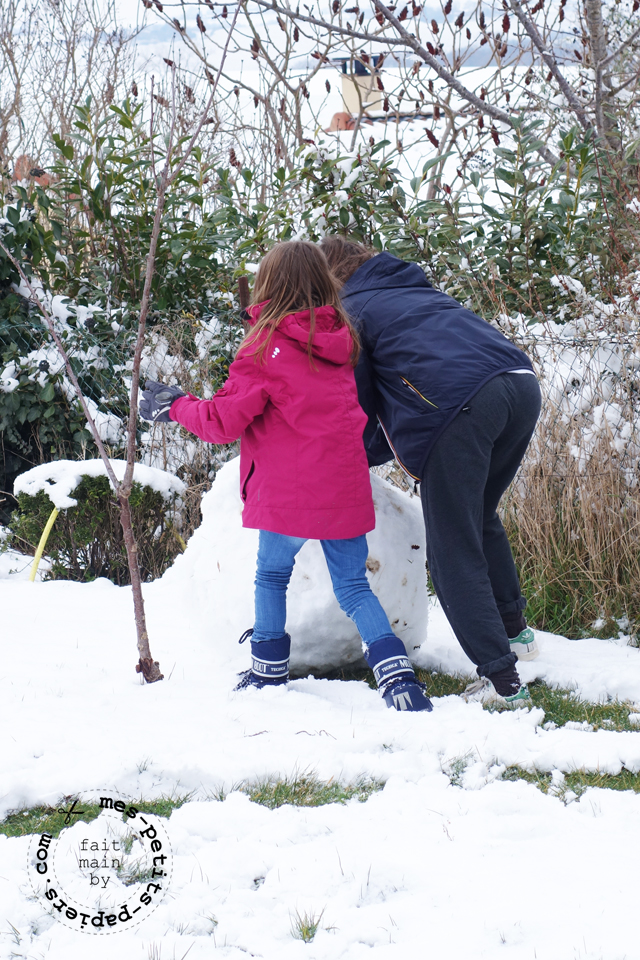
[463,693,529,708]
[462,684,531,708]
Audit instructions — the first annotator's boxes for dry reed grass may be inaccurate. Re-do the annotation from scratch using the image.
[503,319,640,639]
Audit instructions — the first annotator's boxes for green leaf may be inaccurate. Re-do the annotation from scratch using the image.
[495,169,517,187]
[53,134,74,161]
[422,152,453,174]
[35,188,50,210]
[109,105,133,130]
[40,383,55,403]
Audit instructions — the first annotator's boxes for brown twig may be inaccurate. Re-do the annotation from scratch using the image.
[506,0,590,131]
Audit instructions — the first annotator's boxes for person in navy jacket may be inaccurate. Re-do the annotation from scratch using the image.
[321,238,542,707]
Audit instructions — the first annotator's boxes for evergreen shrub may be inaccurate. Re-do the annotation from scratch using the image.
[8,475,183,584]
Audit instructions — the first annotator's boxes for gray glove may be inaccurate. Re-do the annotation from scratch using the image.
[139,382,186,423]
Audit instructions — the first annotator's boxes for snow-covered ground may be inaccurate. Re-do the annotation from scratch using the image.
[2,466,640,957]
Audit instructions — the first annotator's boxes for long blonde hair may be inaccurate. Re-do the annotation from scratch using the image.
[238,241,360,367]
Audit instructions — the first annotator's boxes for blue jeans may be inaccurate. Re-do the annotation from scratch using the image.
[252,530,394,647]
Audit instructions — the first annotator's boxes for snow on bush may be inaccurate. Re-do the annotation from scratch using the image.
[161,457,428,673]
[14,458,186,510]
[501,305,640,480]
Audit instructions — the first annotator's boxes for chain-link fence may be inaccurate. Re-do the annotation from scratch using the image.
[502,314,640,638]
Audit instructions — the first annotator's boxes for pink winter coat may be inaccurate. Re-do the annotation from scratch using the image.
[169,303,375,539]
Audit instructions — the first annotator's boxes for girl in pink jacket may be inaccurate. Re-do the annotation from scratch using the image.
[140,242,431,712]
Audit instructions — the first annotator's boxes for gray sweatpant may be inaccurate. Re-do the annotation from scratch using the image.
[419,372,541,677]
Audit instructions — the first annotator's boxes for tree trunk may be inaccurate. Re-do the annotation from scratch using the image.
[119,494,164,682]
[585,0,619,149]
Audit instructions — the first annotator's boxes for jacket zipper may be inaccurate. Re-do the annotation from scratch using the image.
[241,461,255,501]
[400,376,439,409]
[377,418,421,482]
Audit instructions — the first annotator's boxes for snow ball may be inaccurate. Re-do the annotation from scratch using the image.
[160,457,428,673]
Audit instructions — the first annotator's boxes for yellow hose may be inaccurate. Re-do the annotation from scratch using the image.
[29,506,59,582]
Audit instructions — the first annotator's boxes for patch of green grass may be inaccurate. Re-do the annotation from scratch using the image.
[317,664,469,699]
[442,751,476,787]
[0,791,195,839]
[241,772,383,810]
[502,766,640,796]
[509,549,640,644]
[300,665,376,686]
[0,778,383,840]
[527,679,640,731]
[416,669,640,732]
[117,854,159,886]
[0,799,105,839]
[291,908,326,943]
[314,666,640,732]
[415,669,470,698]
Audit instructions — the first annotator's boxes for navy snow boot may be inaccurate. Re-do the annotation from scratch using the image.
[365,635,433,712]
[234,628,291,690]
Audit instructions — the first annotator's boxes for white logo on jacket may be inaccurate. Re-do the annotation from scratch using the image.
[271,347,280,359]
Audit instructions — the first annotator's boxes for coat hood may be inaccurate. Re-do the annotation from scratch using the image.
[170,298,374,540]
[341,252,432,297]
[248,302,353,365]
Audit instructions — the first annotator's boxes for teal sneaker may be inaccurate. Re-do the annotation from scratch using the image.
[509,627,539,661]
[462,677,532,708]
[503,683,531,706]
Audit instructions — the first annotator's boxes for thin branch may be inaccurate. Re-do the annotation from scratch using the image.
[373,1,511,124]
[168,2,241,186]
[245,0,408,45]
[599,24,640,70]
[371,0,563,166]
[506,0,590,130]
[608,65,640,99]
[149,75,158,184]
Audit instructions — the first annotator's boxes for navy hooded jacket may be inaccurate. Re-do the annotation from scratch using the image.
[341,253,534,480]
